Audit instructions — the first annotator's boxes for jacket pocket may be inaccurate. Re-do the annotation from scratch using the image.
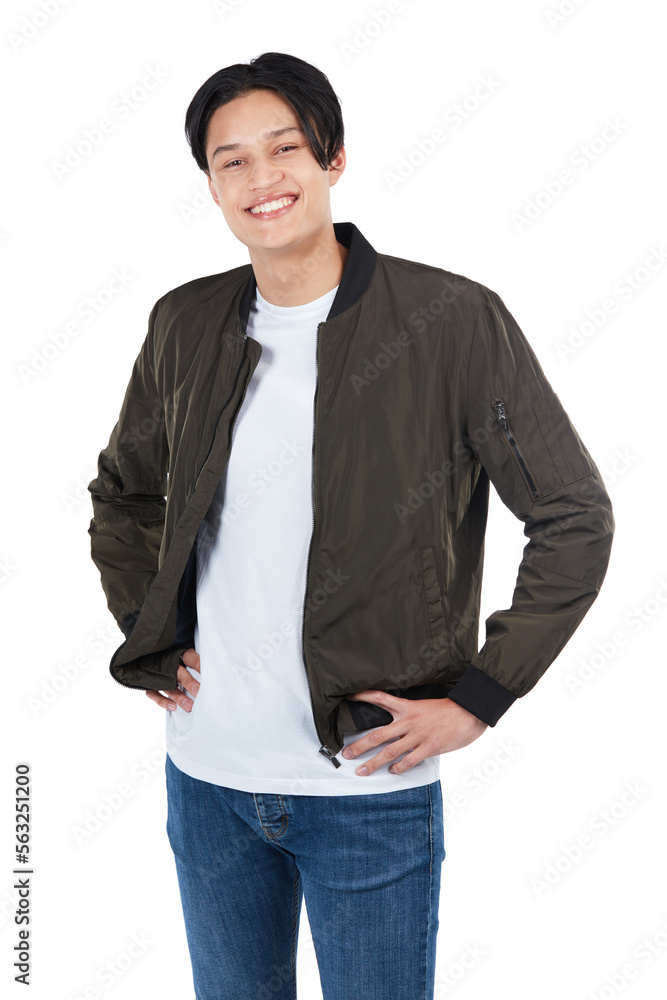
[493,398,541,500]
[417,545,447,644]
[531,391,598,491]
[493,384,598,502]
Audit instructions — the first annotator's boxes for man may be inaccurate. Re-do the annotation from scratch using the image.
[87,51,614,1000]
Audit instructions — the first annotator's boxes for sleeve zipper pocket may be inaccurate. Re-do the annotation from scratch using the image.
[493,399,540,500]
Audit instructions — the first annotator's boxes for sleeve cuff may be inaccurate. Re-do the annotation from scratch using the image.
[446,665,517,726]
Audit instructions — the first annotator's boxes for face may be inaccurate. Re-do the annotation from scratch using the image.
[204,88,345,256]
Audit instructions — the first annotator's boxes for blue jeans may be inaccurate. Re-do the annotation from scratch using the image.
[165,753,446,1000]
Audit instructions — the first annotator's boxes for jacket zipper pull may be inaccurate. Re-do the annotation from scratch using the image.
[319,745,341,768]
[494,399,508,427]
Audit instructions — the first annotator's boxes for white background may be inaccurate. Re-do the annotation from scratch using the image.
[2,1,666,998]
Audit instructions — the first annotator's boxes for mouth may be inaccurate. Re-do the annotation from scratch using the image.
[245,194,299,220]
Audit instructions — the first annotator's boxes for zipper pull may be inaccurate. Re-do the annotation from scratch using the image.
[319,745,342,768]
[494,399,507,426]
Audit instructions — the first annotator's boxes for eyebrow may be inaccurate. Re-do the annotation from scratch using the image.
[211,126,304,162]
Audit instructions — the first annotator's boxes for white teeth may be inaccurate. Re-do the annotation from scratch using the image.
[249,196,296,214]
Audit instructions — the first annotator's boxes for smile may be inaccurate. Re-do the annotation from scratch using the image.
[246,195,298,218]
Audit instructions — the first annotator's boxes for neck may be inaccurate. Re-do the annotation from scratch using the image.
[248,226,349,307]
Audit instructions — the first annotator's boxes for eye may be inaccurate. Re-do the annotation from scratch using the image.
[222,145,298,169]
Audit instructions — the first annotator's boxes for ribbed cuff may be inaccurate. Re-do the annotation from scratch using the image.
[445,665,517,726]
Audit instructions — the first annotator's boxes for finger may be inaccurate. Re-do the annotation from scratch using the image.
[348,688,401,706]
[388,748,419,774]
[145,686,194,712]
[179,648,201,670]
[342,727,397,759]
[145,689,178,711]
[177,664,200,699]
[355,741,418,776]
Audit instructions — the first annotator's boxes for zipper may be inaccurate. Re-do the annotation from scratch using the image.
[189,327,250,499]
[109,326,250,692]
[493,399,540,501]
[301,320,341,768]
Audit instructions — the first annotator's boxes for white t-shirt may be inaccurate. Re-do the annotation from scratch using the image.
[166,282,440,795]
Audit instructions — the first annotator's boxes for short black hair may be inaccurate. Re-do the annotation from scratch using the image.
[184,51,344,175]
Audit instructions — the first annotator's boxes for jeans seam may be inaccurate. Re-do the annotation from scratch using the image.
[290,866,301,1000]
[426,782,436,999]
[428,782,434,876]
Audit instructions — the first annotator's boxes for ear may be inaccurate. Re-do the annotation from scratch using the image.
[328,145,346,187]
[206,172,221,208]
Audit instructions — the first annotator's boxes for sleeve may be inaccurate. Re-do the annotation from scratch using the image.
[86,297,169,640]
[445,284,615,726]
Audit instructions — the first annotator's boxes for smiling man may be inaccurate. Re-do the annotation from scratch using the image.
[87,51,614,1000]
[204,90,349,306]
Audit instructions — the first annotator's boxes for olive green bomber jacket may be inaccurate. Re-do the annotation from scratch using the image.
[87,221,615,767]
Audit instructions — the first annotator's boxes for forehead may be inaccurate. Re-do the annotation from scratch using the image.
[206,89,299,149]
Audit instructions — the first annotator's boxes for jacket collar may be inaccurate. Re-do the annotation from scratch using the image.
[238,221,377,332]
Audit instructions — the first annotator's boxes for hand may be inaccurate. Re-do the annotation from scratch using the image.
[342,690,488,776]
[145,647,200,712]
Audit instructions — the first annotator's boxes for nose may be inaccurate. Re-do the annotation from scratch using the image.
[247,154,285,192]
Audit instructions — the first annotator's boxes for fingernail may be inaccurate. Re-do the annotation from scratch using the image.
[357,767,368,775]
